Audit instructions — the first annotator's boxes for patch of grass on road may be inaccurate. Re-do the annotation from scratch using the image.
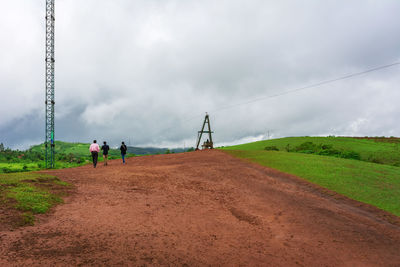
[0,172,70,227]
[224,150,400,217]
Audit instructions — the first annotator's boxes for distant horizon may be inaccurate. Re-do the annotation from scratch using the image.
[3,134,400,151]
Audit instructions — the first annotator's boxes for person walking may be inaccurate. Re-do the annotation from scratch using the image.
[120,141,127,164]
[101,141,110,166]
[89,140,100,168]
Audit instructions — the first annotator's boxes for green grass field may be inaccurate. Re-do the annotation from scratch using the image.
[224,136,400,166]
[0,163,41,173]
[0,172,70,226]
[0,162,88,173]
[222,137,400,217]
[0,141,134,173]
[30,141,124,158]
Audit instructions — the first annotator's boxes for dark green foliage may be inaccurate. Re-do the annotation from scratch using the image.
[264,146,279,151]
[294,141,317,152]
[285,144,292,152]
[340,150,361,160]
[292,142,361,160]
[0,149,43,163]
[2,168,12,173]
[367,155,384,164]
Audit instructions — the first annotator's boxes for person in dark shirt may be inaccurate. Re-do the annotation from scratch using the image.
[120,141,127,164]
[101,141,110,166]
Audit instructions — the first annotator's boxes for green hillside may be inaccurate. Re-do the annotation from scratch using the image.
[224,136,400,166]
[0,141,133,173]
[222,136,400,217]
[30,141,122,157]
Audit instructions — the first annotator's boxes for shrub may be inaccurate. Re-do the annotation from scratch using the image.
[321,144,333,150]
[2,167,12,173]
[295,142,318,153]
[264,146,279,151]
[317,148,341,157]
[285,144,292,152]
[367,155,384,164]
[340,151,361,160]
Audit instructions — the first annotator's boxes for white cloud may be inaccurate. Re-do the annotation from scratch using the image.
[1,0,400,148]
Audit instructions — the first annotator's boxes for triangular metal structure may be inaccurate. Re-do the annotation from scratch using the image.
[196,113,214,150]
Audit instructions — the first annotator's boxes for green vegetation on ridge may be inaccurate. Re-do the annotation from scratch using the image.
[222,137,400,217]
[0,141,134,173]
[225,136,400,166]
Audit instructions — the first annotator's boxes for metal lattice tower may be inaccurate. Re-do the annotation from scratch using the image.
[45,0,55,168]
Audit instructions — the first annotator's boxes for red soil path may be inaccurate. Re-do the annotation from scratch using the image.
[1,150,400,266]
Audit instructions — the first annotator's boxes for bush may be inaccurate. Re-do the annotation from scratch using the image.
[367,155,384,164]
[2,167,12,173]
[317,148,341,157]
[340,151,361,160]
[264,146,279,151]
[321,144,333,150]
[295,142,318,152]
[285,144,292,152]
[292,142,361,161]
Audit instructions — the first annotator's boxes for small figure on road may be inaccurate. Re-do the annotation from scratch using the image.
[120,141,127,164]
[101,141,110,166]
[89,140,100,168]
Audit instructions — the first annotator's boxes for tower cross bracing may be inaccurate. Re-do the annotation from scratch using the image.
[45,0,55,168]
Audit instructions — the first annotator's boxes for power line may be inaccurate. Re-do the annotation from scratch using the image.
[209,61,400,113]
[156,61,400,139]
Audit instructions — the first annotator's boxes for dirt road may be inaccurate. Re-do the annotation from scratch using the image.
[1,150,400,266]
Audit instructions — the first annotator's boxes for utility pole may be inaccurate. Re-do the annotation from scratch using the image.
[45,0,55,168]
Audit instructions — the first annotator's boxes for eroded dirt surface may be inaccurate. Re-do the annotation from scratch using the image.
[1,150,400,266]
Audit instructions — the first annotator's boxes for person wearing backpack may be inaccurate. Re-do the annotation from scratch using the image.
[101,141,110,166]
[120,141,127,164]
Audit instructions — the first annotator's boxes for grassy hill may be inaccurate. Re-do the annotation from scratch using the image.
[30,141,122,158]
[222,136,400,217]
[0,141,132,173]
[224,136,400,166]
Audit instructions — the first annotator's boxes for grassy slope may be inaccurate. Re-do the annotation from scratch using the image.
[0,172,70,226]
[222,137,400,216]
[225,137,400,166]
[0,141,132,173]
[30,141,123,157]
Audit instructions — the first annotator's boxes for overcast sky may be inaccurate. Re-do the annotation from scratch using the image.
[1,0,400,149]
